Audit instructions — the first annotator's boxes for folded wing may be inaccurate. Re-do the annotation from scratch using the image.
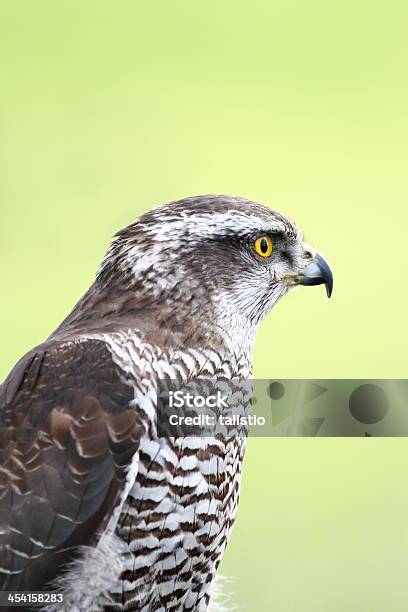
[0,339,144,591]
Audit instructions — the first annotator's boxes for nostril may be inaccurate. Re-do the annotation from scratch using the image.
[304,250,314,259]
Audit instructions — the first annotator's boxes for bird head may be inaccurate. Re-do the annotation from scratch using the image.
[97,195,332,336]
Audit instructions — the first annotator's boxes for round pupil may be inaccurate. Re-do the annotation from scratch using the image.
[260,238,268,253]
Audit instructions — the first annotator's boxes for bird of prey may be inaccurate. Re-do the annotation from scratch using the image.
[0,195,333,611]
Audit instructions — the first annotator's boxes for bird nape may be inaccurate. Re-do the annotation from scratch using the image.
[0,195,332,612]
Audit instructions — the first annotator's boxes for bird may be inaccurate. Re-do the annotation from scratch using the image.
[0,194,333,611]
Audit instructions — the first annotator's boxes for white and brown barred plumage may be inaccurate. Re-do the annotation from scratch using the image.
[0,195,332,611]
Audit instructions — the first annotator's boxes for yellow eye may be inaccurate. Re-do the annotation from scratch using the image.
[254,235,273,258]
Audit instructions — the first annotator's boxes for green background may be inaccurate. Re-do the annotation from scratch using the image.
[1,2,408,610]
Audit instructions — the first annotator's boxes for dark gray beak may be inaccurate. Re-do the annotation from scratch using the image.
[297,253,333,298]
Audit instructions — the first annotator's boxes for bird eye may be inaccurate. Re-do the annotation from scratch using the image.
[254,235,273,258]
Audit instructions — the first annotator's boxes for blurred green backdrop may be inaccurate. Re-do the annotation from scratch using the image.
[1,1,408,610]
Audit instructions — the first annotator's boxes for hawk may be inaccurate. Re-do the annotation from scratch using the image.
[0,195,333,611]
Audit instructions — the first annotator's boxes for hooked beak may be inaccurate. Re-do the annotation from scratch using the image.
[297,252,333,298]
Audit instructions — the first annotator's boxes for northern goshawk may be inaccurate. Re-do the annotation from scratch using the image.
[0,195,333,611]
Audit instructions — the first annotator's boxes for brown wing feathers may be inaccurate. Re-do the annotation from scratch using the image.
[0,339,141,591]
